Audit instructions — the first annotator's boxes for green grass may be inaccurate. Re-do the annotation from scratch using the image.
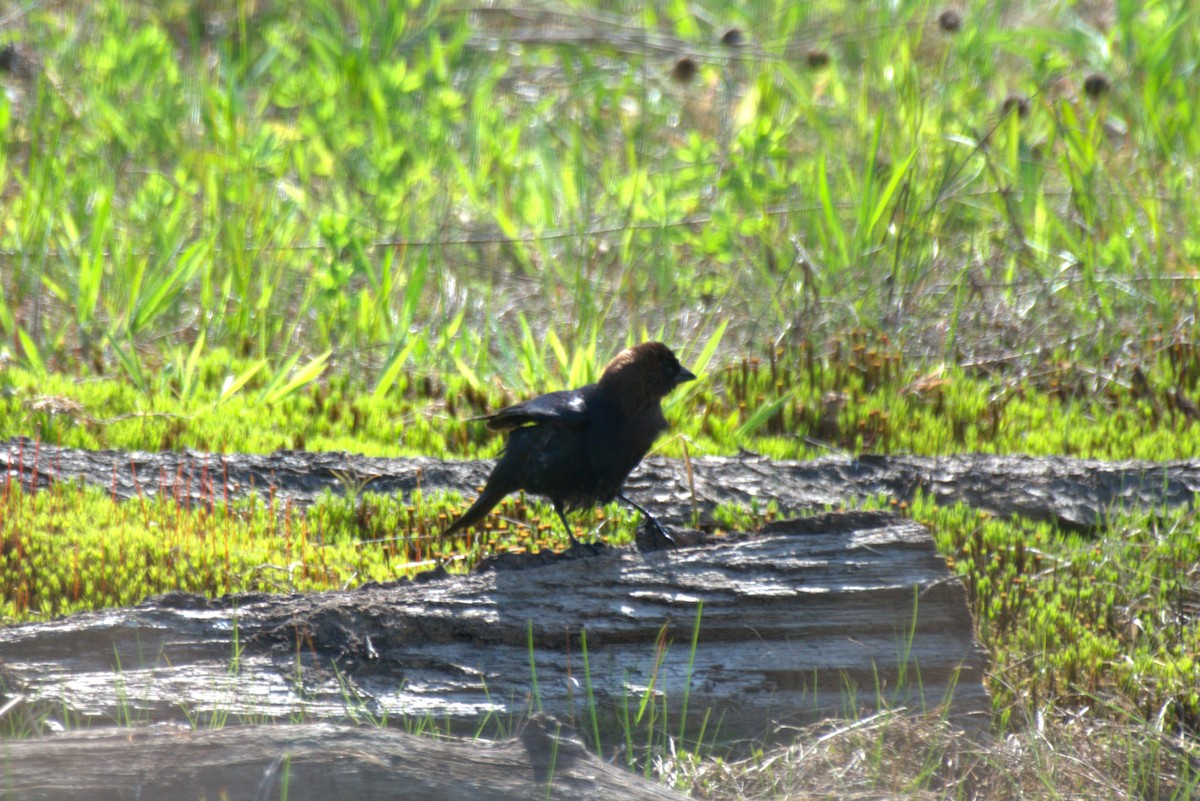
[4,333,1200,460]
[1,1,1197,388]
[3,0,1200,797]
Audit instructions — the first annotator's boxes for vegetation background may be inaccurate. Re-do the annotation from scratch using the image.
[1,1,1199,797]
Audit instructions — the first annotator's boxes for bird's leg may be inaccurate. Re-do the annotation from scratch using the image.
[554,503,579,548]
[618,494,673,543]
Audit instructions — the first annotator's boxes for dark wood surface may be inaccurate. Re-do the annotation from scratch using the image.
[0,718,691,801]
[5,437,1197,530]
[1,511,988,744]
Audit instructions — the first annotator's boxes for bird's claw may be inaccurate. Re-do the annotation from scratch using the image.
[635,515,677,551]
[648,516,672,541]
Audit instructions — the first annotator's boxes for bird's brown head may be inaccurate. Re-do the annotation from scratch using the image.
[599,342,696,402]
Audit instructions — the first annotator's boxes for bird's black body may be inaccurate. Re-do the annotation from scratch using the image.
[444,342,695,543]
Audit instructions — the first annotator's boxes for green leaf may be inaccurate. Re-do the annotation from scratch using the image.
[373,338,417,401]
[16,328,46,376]
[453,356,483,393]
[261,351,332,405]
[689,319,727,379]
[400,251,429,330]
[179,329,207,402]
[0,280,12,334]
[546,329,570,378]
[104,331,146,393]
[818,156,848,268]
[219,359,268,404]
[77,189,111,326]
[131,242,208,336]
[735,390,796,440]
[867,146,918,238]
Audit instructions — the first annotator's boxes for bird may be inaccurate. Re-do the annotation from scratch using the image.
[443,342,696,546]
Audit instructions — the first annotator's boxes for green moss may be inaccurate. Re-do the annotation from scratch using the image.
[0,477,641,623]
[909,493,1200,732]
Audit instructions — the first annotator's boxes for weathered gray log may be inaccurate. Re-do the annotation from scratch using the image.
[0,512,988,745]
[4,437,1197,530]
[0,717,690,801]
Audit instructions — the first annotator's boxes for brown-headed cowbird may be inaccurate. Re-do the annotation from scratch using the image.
[444,342,696,545]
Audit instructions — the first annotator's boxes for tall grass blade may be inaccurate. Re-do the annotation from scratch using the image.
[16,327,46,376]
[219,359,267,404]
[867,146,919,238]
[372,338,417,401]
[678,601,702,742]
[818,155,849,267]
[179,329,207,402]
[527,619,542,713]
[130,241,208,337]
[260,350,331,405]
[76,188,110,328]
[104,332,147,393]
[734,390,796,440]
[580,627,601,752]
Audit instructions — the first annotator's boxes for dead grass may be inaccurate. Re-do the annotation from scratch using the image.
[664,707,1200,800]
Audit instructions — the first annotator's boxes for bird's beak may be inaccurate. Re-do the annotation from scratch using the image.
[675,366,697,385]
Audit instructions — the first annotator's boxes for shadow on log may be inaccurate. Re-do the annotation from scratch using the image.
[1,511,988,748]
[0,717,691,801]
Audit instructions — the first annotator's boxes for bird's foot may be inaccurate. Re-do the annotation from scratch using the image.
[635,516,677,551]
[650,516,674,542]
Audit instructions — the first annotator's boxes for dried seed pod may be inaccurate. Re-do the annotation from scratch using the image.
[1001,92,1031,118]
[1083,72,1110,98]
[671,55,698,84]
[720,28,745,47]
[805,48,830,69]
[938,8,962,33]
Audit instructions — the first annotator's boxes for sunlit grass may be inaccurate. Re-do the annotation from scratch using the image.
[4,331,1200,460]
[1,1,1196,391]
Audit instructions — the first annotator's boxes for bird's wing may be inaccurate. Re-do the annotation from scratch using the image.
[485,387,591,431]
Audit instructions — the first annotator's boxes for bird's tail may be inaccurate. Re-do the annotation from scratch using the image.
[443,484,510,537]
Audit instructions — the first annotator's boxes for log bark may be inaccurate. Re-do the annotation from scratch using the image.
[0,718,691,801]
[4,437,1198,531]
[0,440,1002,798]
[0,512,987,745]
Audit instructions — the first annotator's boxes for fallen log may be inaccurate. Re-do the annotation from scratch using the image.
[4,437,1197,530]
[0,511,988,745]
[0,717,691,801]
